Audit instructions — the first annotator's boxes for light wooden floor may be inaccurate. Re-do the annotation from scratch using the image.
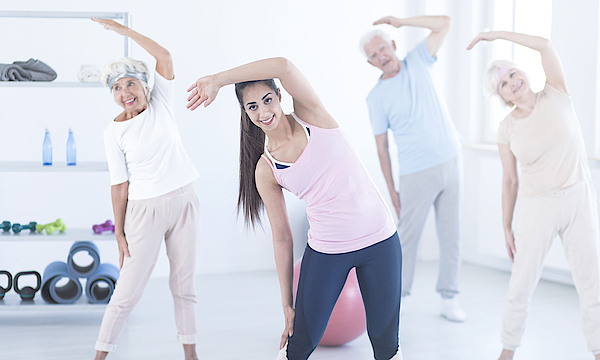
[0,261,593,359]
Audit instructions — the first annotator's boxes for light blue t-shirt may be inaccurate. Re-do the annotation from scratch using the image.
[366,39,460,176]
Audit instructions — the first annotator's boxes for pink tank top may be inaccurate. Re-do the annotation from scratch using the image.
[262,113,396,254]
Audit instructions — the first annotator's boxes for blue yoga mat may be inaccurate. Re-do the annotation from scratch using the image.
[41,261,83,304]
[85,263,120,304]
[67,241,100,278]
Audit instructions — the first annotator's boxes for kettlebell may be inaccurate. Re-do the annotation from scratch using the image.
[14,271,41,301]
[0,270,12,299]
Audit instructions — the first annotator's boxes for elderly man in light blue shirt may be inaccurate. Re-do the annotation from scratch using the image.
[361,15,465,322]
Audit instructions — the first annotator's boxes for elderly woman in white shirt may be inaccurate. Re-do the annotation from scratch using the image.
[92,18,200,360]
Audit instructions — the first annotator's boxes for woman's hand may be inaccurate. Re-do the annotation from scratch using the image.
[504,229,516,262]
[280,306,295,349]
[467,31,499,50]
[116,233,130,270]
[186,75,221,110]
[373,16,404,28]
[91,17,130,36]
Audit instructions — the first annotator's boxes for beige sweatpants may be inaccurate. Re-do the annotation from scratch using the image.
[95,183,200,352]
[502,180,600,354]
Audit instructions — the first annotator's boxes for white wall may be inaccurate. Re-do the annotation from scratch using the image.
[0,0,412,278]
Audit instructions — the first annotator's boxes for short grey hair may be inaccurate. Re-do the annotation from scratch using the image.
[359,29,393,58]
[484,59,528,108]
[101,57,152,103]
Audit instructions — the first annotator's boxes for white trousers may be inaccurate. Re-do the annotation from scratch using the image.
[95,183,200,352]
[502,180,600,354]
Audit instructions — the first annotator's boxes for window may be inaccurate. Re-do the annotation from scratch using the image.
[484,0,553,140]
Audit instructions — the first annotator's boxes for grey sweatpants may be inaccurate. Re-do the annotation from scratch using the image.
[398,156,462,299]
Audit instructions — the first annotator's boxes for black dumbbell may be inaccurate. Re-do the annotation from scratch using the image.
[12,222,38,234]
[1,221,11,232]
[0,271,11,299]
[14,271,41,301]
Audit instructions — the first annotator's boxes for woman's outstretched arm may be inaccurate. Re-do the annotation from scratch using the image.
[498,144,519,262]
[255,158,295,349]
[467,31,567,93]
[110,181,130,270]
[186,57,337,128]
[92,17,173,80]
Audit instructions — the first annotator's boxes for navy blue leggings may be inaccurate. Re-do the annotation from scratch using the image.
[287,232,402,360]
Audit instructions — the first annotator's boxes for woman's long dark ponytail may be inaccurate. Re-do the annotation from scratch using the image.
[235,79,280,227]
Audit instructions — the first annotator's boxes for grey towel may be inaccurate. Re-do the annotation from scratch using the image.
[0,58,57,81]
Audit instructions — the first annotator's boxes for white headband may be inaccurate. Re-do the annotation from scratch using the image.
[108,71,148,91]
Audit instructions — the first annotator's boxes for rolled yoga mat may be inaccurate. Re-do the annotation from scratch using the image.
[67,241,100,278]
[41,261,83,304]
[85,263,120,304]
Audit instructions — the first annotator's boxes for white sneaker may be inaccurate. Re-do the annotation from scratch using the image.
[440,298,466,322]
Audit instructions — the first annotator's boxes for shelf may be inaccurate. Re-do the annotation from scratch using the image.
[0,229,116,311]
[0,11,128,19]
[0,81,102,88]
[0,291,107,312]
[0,161,108,172]
[0,228,116,242]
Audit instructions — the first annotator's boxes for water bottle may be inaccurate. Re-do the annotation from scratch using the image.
[66,128,76,166]
[42,128,52,166]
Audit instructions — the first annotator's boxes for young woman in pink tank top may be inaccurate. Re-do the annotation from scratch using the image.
[187,58,402,360]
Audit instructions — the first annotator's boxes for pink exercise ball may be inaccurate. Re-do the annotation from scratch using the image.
[292,259,367,346]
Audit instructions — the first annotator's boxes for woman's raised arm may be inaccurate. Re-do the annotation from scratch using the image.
[467,31,567,94]
[92,17,173,80]
[186,58,337,128]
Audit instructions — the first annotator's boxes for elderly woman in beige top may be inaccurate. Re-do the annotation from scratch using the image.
[468,31,600,360]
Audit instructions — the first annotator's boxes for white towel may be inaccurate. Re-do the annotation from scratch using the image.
[77,65,101,83]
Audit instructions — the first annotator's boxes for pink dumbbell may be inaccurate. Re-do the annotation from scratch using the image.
[93,220,115,234]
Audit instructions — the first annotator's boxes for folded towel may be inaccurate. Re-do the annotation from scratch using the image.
[77,65,101,83]
[0,58,57,81]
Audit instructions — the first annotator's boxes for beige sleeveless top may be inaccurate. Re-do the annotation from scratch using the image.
[497,83,590,197]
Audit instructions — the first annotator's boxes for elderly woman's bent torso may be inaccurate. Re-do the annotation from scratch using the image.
[103,71,199,199]
[497,83,590,197]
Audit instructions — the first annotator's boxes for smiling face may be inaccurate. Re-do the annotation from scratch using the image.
[497,69,530,104]
[364,36,401,77]
[112,77,148,113]
[241,83,283,131]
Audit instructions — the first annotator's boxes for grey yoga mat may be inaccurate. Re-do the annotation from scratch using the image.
[85,263,119,304]
[41,261,83,304]
[67,241,101,278]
